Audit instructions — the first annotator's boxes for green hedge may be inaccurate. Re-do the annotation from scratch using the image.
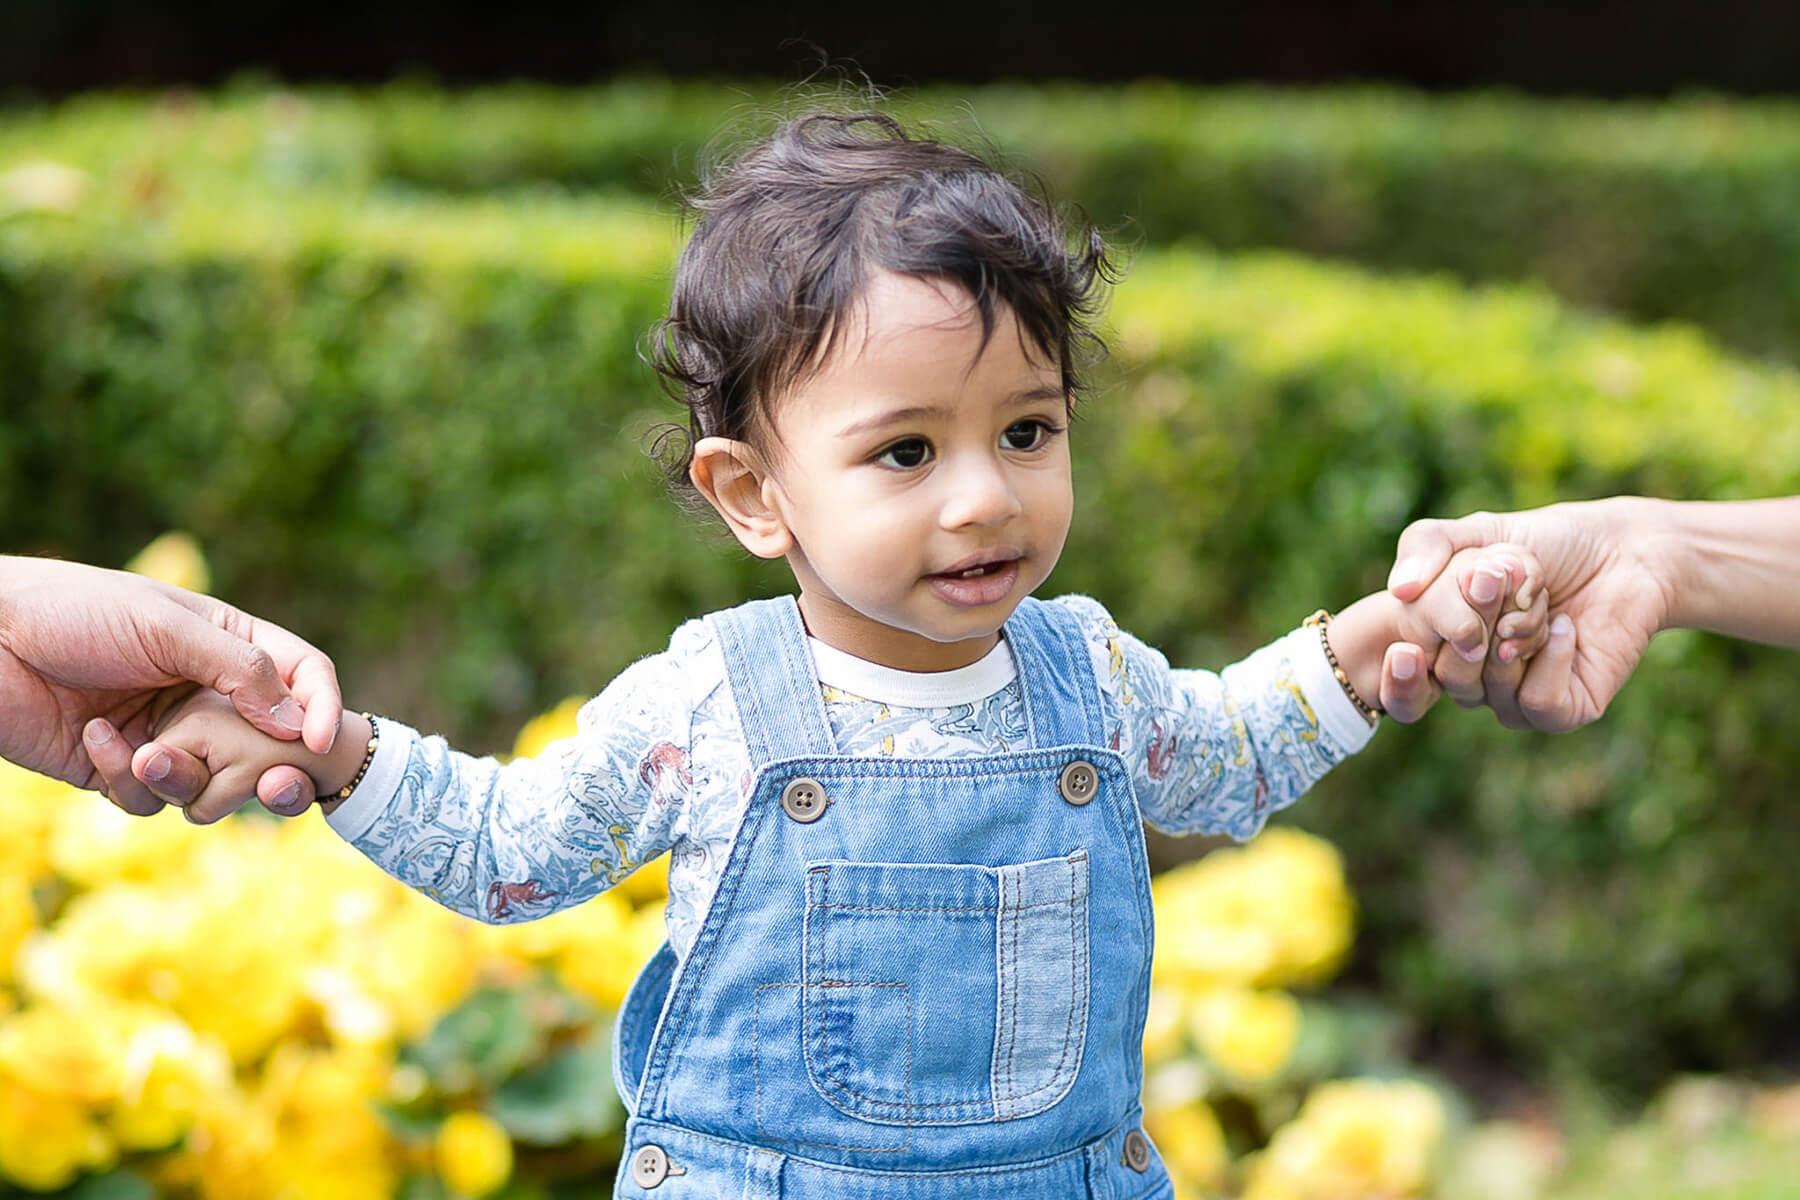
[10,81,1800,361]
[7,146,1800,1095]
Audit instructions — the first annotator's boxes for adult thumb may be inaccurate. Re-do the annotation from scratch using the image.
[147,608,306,740]
[1387,511,1509,602]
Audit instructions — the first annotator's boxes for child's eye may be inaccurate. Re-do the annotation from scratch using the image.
[875,438,932,469]
[1001,419,1062,452]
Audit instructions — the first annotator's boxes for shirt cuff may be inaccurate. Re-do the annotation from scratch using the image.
[1282,626,1379,754]
[323,716,413,843]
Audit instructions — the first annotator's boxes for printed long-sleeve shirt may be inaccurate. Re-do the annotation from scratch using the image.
[327,595,1376,960]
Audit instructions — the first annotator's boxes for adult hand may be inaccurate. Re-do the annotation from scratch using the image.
[0,556,340,816]
[1385,498,1674,731]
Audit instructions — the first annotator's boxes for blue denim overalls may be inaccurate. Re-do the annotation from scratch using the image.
[611,596,1171,1199]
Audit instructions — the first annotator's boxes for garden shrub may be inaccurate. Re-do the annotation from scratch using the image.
[11,80,1800,360]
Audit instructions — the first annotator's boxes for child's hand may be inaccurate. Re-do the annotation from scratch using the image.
[139,689,370,824]
[1392,544,1551,720]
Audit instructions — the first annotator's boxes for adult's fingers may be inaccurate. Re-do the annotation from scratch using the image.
[1387,511,1511,602]
[129,740,213,809]
[257,764,318,817]
[160,588,342,750]
[1518,613,1581,733]
[286,653,344,755]
[83,719,164,816]
[1378,643,1441,723]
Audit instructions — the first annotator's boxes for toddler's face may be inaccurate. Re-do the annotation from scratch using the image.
[760,272,1074,671]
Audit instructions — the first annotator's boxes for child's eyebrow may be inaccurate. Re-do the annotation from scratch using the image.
[835,386,1067,439]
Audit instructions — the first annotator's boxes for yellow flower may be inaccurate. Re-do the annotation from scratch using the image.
[0,1002,128,1105]
[125,531,211,593]
[1244,1078,1447,1200]
[48,787,210,889]
[1146,1103,1230,1195]
[1141,985,1187,1067]
[316,891,480,1044]
[1187,987,1300,1084]
[1152,828,1354,992]
[176,1041,400,1200]
[109,1011,234,1152]
[436,1110,515,1197]
[0,876,37,986]
[549,897,666,1012]
[0,757,72,883]
[510,696,586,759]
[617,850,671,908]
[0,1074,115,1192]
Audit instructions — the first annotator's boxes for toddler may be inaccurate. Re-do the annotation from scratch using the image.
[145,113,1546,1198]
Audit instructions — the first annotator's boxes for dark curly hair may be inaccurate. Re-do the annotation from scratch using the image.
[648,110,1115,507]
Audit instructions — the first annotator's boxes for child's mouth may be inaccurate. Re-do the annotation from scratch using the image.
[928,559,1021,607]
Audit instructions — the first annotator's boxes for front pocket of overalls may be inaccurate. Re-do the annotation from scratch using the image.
[802,850,1090,1125]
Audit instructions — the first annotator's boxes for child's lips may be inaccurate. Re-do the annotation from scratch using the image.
[926,558,1022,607]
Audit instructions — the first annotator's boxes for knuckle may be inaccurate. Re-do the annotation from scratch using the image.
[240,643,280,685]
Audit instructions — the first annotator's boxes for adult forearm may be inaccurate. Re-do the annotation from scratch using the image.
[1649,497,1800,647]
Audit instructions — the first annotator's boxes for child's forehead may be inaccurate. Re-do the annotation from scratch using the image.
[820,272,1058,373]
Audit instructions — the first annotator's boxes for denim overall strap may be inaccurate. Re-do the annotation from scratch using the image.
[613,596,834,1114]
[708,596,837,762]
[1002,597,1107,749]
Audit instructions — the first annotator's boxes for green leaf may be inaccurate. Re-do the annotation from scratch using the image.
[65,1173,156,1200]
[406,986,546,1093]
[491,1033,624,1145]
[397,1175,454,1200]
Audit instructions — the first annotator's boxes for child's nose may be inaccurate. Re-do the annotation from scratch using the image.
[938,455,1023,529]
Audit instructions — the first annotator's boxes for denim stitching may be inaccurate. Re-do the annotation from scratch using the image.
[993,863,1018,1110]
[756,983,909,1153]
[995,854,1090,1112]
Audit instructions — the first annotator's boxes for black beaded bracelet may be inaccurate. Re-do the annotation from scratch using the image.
[1303,610,1380,726]
[326,713,381,804]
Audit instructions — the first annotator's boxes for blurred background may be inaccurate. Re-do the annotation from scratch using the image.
[3,6,1799,1199]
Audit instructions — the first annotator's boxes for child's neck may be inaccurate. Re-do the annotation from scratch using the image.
[795,592,1003,673]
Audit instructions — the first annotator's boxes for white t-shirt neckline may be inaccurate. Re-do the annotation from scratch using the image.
[806,636,1018,708]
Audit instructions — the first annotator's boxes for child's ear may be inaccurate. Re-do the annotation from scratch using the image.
[690,437,794,560]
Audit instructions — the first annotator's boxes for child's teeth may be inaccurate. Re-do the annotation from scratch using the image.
[960,567,986,578]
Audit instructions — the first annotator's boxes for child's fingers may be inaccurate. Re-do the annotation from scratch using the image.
[1494,588,1552,665]
[1378,642,1441,723]
[84,719,165,816]
[1431,643,1487,708]
[182,771,264,825]
[1450,558,1514,662]
[1518,613,1580,733]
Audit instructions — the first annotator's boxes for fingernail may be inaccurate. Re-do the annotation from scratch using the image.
[84,720,114,746]
[1458,639,1487,664]
[271,782,306,815]
[1551,613,1574,636]
[273,699,306,733]
[143,752,172,782]
[1516,582,1536,609]
[1387,557,1422,591]
[1498,641,1518,663]
[1468,566,1503,604]
[1391,647,1418,681]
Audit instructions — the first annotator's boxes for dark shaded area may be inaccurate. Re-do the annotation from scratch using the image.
[6,0,1800,97]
